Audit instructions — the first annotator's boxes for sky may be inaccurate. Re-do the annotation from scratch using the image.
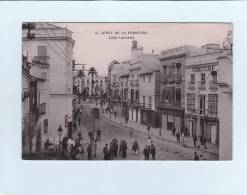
[56,23,232,76]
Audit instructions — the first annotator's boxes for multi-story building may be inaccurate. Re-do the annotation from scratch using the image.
[138,56,161,127]
[108,60,129,114]
[158,45,198,134]
[128,40,161,127]
[184,44,223,145]
[82,74,108,97]
[216,50,232,160]
[22,55,36,152]
[119,61,130,117]
[22,23,75,149]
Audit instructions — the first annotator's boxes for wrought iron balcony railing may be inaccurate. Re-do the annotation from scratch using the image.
[198,81,206,90]
[159,99,181,107]
[33,56,49,68]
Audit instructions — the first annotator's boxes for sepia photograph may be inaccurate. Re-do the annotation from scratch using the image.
[21,22,233,161]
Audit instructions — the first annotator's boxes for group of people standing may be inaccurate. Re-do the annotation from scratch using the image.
[86,128,102,160]
[143,136,156,160]
[103,139,128,160]
[61,131,84,160]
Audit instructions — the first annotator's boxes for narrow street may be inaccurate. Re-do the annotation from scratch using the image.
[74,100,218,160]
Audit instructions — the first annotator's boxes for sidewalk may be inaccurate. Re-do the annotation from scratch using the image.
[101,109,219,156]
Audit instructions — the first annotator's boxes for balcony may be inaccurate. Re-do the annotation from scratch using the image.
[187,108,217,117]
[161,73,181,84]
[39,103,46,115]
[159,99,181,107]
[198,81,206,90]
[112,82,117,87]
[140,103,152,109]
[209,80,218,91]
[188,81,195,90]
[33,56,49,68]
[127,99,140,107]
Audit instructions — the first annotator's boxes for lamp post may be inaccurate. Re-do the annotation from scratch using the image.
[57,125,63,152]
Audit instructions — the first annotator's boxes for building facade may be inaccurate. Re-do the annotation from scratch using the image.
[22,23,75,149]
[158,46,198,134]
[217,50,232,160]
[128,40,161,127]
[184,44,223,145]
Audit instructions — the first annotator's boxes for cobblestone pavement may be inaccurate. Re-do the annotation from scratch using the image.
[73,101,218,161]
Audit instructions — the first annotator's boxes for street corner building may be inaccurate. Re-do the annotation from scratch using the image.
[22,23,75,153]
[184,44,232,160]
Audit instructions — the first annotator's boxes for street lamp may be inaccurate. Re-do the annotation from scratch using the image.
[57,125,63,152]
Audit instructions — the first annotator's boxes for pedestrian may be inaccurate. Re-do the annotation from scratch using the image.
[121,140,127,159]
[87,143,92,160]
[194,152,199,160]
[181,131,185,142]
[143,145,150,160]
[44,139,50,151]
[113,138,118,159]
[193,134,197,148]
[62,136,68,154]
[150,144,156,160]
[93,140,97,157]
[96,129,101,141]
[203,136,207,150]
[109,141,114,160]
[132,140,139,154]
[103,144,110,160]
[147,125,150,135]
[176,131,181,143]
[119,140,123,156]
[172,126,176,136]
[125,116,129,124]
[147,136,152,150]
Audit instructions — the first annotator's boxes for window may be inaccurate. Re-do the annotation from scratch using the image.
[163,65,167,75]
[149,75,151,83]
[171,87,175,101]
[143,96,145,104]
[190,74,195,83]
[208,94,218,116]
[143,75,145,83]
[201,73,206,84]
[172,63,177,73]
[38,46,47,57]
[212,71,217,83]
[149,96,152,106]
[176,88,181,101]
[199,95,206,115]
[43,119,48,133]
[168,66,173,75]
[39,103,46,115]
[187,94,195,111]
[176,63,181,74]
[162,89,166,100]
[42,72,47,80]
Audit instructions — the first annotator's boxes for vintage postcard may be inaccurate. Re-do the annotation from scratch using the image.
[22,22,232,161]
